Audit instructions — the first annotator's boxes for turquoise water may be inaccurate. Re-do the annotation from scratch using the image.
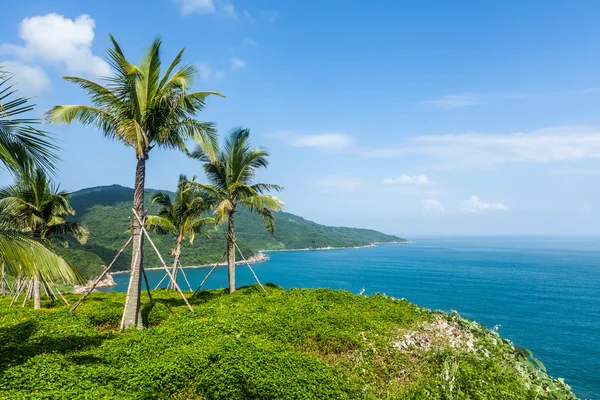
[107,236,600,399]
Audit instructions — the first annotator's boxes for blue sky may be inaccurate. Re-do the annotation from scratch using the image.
[2,0,600,236]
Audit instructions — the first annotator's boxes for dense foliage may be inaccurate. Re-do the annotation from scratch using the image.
[61,185,404,279]
[0,287,575,399]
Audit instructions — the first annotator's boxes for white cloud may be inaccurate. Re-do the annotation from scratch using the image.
[383,174,434,186]
[173,0,216,14]
[365,126,600,168]
[243,38,258,46]
[421,88,600,109]
[422,199,445,213]
[196,63,212,81]
[278,133,353,150]
[0,13,110,78]
[421,93,486,109]
[316,176,363,190]
[223,2,237,18]
[3,61,50,94]
[462,196,508,213]
[230,57,246,70]
[262,11,279,23]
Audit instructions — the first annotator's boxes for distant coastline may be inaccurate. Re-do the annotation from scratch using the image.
[110,240,409,276]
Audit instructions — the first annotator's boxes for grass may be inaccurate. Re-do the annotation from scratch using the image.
[0,286,576,399]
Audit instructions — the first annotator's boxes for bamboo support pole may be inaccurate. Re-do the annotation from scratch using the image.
[9,278,27,307]
[192,251,227,296]
[48,279,70,306]
[132,209,193,312]
[22,279,33,307]
[235,242,268,295]
[141,266,154,305]
[178,260,193,292]
[70,236,133,312]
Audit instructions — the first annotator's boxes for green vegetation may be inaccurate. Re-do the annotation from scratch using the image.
[0,287,575,399]
[60,184,404,280]
[190,127,284,293]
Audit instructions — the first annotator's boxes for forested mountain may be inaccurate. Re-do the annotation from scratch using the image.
[61,185,405,279]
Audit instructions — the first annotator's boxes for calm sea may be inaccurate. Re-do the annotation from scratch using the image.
[106,236,600,399]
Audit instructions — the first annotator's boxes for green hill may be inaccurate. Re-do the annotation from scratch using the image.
[61,185,405,279]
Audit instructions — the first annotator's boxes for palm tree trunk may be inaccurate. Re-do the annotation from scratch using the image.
[169,234,183,291]
[121,157,146,330]
[33,275,41,310]
[227,210,236,293]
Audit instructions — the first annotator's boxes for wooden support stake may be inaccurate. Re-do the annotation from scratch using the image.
[178,260,193,292]
[22,279,33,307]
[70,236,133,313]
[132,209,193,312]
[48,279,70,306]
[9,278,27,307]
[141,266,154,305]
[235,242,268,295]
[154,272,169,290]
[192,251,226,296]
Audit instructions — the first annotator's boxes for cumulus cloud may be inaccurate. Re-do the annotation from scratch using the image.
[462,196,508,213]
[421,93,486,109]
[243,38,258,46]
[230,57,246,70]
[383,174,434,186]
[0,13,110,78]
[422,199,445,214]
[173,0,216,14]
[3,61,50,94]
[316,176,363,190]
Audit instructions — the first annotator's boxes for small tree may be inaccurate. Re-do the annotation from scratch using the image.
[0,169,88,308]
[146,175,215,290]
[191,128,283,293]
[0,64,77,297]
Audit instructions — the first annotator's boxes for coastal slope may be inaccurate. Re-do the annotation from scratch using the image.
[62,185,405,278]
[0,287,576,399]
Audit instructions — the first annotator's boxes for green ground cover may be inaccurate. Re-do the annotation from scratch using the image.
[0,287,575,399]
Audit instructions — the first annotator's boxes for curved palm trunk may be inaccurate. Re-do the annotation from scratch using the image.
[121,158,146,330]
[168,234,184,291]
[227,210,236,293]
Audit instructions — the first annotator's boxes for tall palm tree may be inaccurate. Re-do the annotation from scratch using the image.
[146,175,215,290]
[0,64,77,297]
[47,36,223,329]
[0,169,88,308]
[191,128,283,293]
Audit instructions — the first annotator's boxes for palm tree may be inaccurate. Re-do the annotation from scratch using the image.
[146,175,215,290]
[0,169,88,308]
[47,36,223,329]
[190,128,283,293]
[0,65,59,175]
[0,64,77,298]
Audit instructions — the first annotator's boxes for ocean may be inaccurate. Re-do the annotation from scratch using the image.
[106,236,600,399]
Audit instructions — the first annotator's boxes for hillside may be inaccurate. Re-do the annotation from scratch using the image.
[0,287,575,399]
[62,185,405,279]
